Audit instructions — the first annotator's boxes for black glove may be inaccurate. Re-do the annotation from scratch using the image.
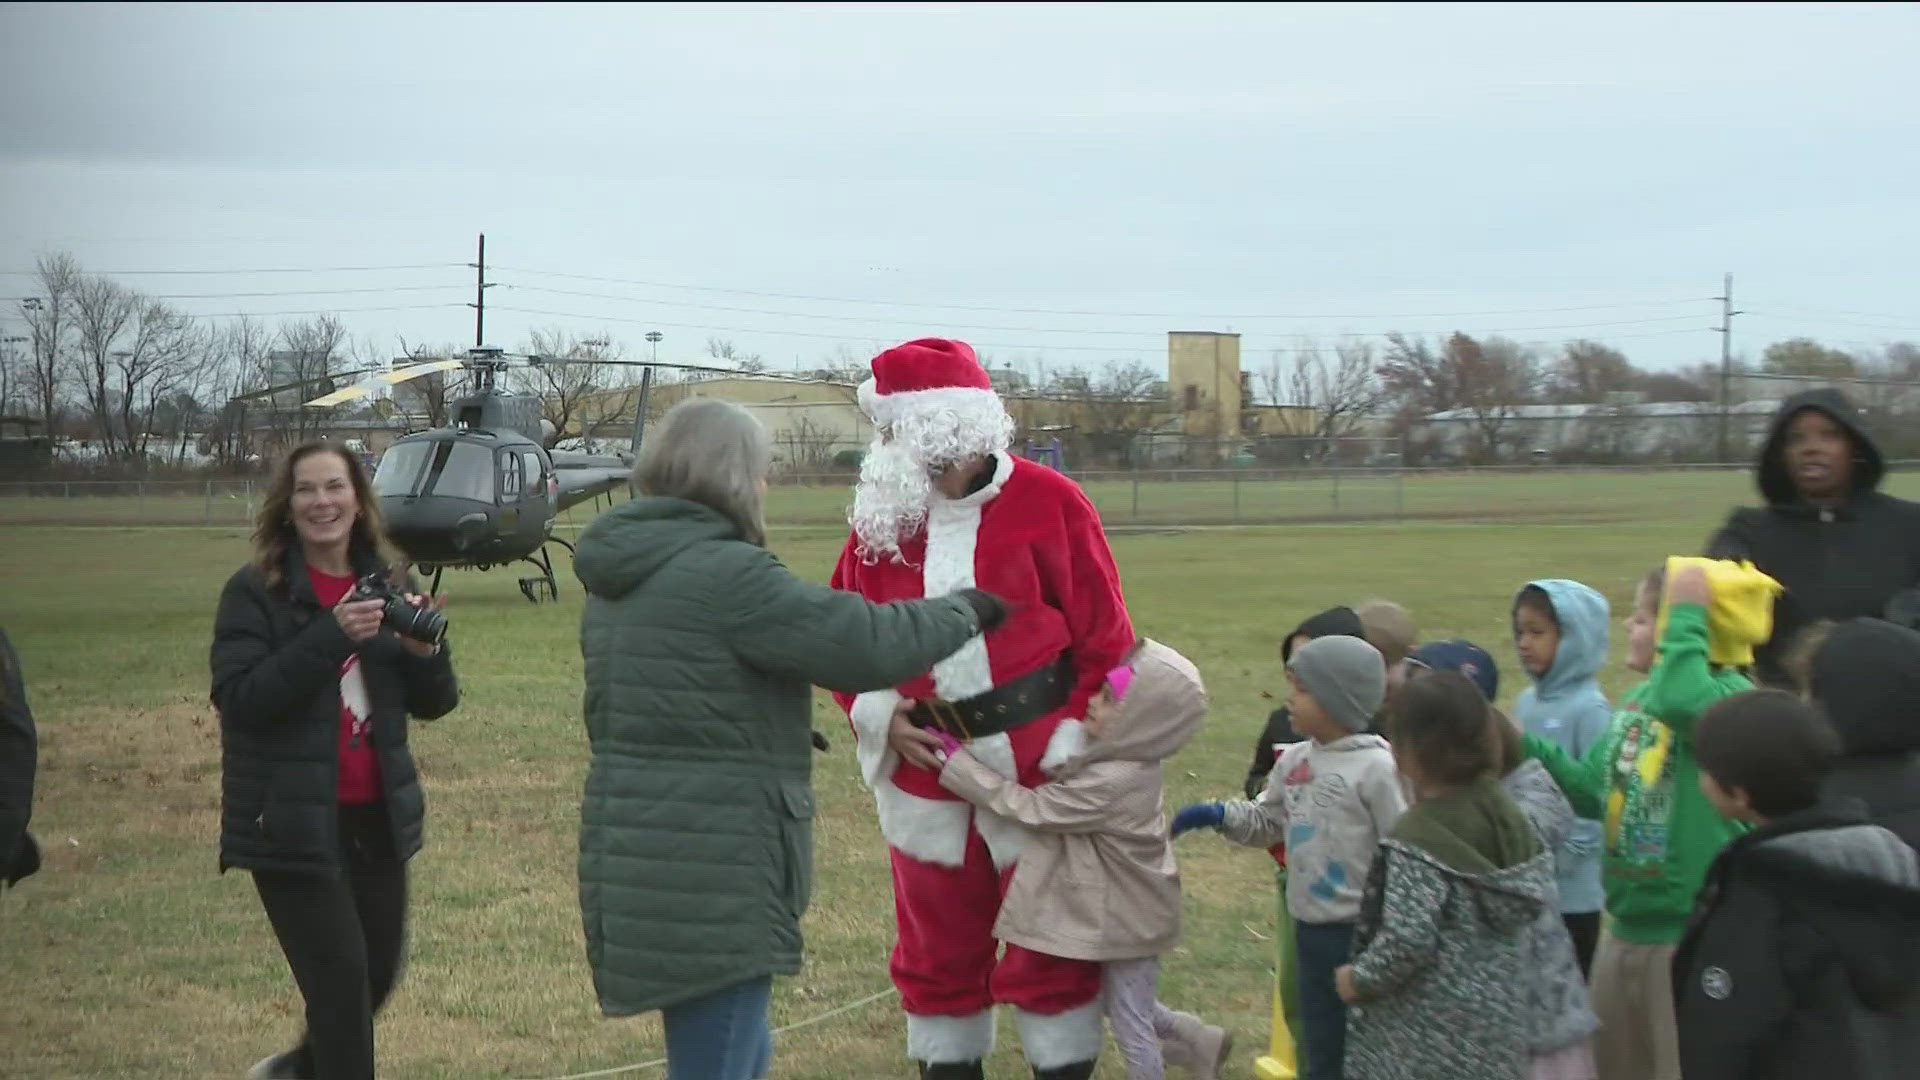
[811,730,830,753]
[956,589,1010,633]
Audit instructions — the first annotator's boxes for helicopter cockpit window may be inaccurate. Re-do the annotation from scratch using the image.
[371,441,433,497]
[499,450,524,502]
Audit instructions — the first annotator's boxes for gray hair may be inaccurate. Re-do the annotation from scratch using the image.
[635,397,773,546]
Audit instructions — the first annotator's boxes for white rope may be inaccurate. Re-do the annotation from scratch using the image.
[519,986,900,1080]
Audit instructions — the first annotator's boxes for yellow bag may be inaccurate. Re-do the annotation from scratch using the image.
[1655,557,1784,668]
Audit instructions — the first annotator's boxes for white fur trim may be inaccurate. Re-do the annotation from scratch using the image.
[1039,719,1087,774]
[857,377,880,421]
[1014,1000,1105,1069]
[974,803,1031,871]
[907,1009,996,1064]
[969,732,1018,780]
[966,731,1033,870]
[865,384,1006,431]
[850,689,904,790]
[874,781,972,868]
[925,500,995,701]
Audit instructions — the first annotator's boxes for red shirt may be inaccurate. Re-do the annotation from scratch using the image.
[310,568,383,805]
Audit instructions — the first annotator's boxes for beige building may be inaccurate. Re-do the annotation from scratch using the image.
[1167,331,1243,462]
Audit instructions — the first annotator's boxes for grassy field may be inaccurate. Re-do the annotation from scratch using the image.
[2,469,1913,1078]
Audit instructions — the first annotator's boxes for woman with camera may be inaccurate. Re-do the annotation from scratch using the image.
[210,441,458,1080]
[573,398,1007,1080]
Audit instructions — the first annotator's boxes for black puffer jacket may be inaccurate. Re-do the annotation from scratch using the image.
[1811,618,1920,849]
[1,627,40,886]
[1706,389,1920,687]
[1673,803,1920,1080]
[1243,606,1367,798]
[210,545,459,875]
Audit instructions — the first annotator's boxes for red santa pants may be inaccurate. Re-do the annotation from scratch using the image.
[889,822,1102,1017]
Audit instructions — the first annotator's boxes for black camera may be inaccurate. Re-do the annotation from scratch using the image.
[349,573,448,646]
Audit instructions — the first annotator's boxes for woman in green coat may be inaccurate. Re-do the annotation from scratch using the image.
[574,398,1005,1080]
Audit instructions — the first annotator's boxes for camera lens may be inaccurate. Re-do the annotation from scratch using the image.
[383,596,448,646]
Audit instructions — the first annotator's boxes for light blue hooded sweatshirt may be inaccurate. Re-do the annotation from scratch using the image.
[1512,578,1611,915]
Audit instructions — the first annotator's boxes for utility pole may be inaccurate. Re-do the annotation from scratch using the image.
[1713,272,1742,463]
[469,233,493,349]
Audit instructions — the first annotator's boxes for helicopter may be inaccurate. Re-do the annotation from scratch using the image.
[232,346,765,602]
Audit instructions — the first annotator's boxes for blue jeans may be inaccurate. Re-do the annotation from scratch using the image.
[662,975,773,1080]
[1294,921,1355,1080]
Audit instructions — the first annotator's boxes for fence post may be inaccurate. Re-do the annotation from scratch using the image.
[138,481,146,519]
[1331,469,1341,510]
[1130,474,1140,521]
[1232,473,1241,523]
[1393,468,1405,519]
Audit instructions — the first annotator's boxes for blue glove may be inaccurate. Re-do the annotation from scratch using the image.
[1170,802,1225,837]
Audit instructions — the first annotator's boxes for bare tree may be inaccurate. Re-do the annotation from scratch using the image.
[1268,340,1387,450]
[513,328,624,446]
[1377,332,1538,463]
[1548,340,1638,404]
[705,336,766,373]
[776,412,840,471]
[273,315,349,442]
[206,316,274,464]
[20,253,80,438]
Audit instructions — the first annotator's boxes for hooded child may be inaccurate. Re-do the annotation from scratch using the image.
[1171,635,1402,1080]
[1525,558,1779,1080]
[1673,690,1920,1080]
[1334,669,1552,1080]
[933,640,1232,1080]
[1408,640,1601,1080]
[1510,579,1613,975]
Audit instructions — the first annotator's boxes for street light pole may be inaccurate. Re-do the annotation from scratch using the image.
[645,331,662,364]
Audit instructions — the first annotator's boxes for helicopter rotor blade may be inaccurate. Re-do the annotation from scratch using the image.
[304,357,470,407]
[228,367,381,404]
[534,357,809,381]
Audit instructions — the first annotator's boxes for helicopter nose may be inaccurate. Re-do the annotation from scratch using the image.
[453,512,490,552]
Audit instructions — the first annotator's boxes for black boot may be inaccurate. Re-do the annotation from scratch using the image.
[917,1062,985,1080]
[1031,1062,1096,1080]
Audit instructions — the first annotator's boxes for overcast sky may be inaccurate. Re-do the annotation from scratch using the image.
[3,1,1917,380]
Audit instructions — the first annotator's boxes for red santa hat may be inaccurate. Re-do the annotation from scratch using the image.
[857,339,1012,449]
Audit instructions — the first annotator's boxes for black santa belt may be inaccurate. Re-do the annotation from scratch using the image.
[907,658,1073,741]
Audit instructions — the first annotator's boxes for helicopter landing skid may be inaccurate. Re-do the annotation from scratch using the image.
[517,544,562,604]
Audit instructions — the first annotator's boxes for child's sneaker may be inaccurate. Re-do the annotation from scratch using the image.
[1162,1010,1233,1078]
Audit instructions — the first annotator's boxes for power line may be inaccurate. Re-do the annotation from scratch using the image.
[1742,311,1920,335]
[493,263,1709,321]
[147,285,467,300]
[494,281,1711,337]
[168,302,469,319]
[0,262,465,277]
[489,301,1710,355]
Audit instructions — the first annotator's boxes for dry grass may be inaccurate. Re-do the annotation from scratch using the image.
[4,471,1912,1077]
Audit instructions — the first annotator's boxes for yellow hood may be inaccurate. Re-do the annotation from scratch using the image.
[1656,557,1783,667]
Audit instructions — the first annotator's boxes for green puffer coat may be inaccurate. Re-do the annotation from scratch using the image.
[573,496,986,1016]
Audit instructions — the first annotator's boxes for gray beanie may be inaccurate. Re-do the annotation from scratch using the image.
[1288,635,1386,733]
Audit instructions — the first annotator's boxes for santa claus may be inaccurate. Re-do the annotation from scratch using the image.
[830,339,1135,1080]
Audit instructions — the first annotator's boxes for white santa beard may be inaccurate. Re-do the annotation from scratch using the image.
[850,436,932,561]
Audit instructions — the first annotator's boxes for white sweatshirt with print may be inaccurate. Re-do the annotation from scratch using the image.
[1219,732,1407,924]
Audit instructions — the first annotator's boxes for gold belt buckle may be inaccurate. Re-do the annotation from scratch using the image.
[924,698,973,741]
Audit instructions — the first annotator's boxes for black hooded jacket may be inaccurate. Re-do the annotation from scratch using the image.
[1673,802,1920,1080]
[0,627,39,887]
[1811,618,1920,849]
[1243,606,1367,798]
[1706,388,1920,688]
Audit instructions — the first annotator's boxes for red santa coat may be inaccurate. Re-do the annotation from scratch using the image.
[831,453,1135,870]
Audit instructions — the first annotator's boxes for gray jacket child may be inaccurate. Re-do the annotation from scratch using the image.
[1502,757,1603,1055]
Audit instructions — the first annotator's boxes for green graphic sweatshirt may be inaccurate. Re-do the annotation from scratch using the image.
[1526,604,1752,945]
